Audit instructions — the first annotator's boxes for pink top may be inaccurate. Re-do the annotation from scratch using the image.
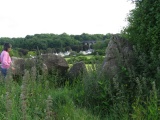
[0,50,11,69]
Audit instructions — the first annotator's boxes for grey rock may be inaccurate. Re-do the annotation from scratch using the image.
[102,35,134,79]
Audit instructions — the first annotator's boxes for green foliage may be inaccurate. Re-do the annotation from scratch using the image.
[66,55,104,64]
[18,48,29,56]
[92,49,105,56]
[123,0,160,57]
[131,82,159,120]
[93,40,108,50]
[27,51,36,56]
[0,70,101,119]
[122,0,160,90]
[0,52,160,119]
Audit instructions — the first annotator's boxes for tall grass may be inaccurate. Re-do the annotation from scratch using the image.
[0,47,160,119]
[0,68,100,119]
[70,47,160,119]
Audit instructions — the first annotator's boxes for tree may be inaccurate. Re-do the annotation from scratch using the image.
[83,45,89,51]
[122,0,160,78]
[123,0,160,55]
[65,46,72,51]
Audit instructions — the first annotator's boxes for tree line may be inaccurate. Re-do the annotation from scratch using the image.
[0,33,111,55]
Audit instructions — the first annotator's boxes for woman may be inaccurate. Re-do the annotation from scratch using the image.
[0,43,14,77]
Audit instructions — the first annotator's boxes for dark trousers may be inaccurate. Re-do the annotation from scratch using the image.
[1,68,7,77]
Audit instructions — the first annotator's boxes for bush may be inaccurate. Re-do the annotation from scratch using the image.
[18,48,29,56]
[91,49,105,56]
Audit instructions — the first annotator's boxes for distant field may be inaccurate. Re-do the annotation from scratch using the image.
[65,55,104,61]
[83,55,95,59]
[65,55,104,70]
[65,57,70,61]
[68,63,96,71]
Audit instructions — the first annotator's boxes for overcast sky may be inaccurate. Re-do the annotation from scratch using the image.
[0,0,135,38]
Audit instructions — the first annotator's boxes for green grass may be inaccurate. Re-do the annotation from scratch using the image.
[0,75,159,120]
[0,56,160,119]
[65,55,105,61]
[65,55,105,70]
[0,71,101,120]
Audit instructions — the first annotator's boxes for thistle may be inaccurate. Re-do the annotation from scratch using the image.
[5,92,12,119]
[30,66,36,81]
[45,95,56,120]
[20,93,27,120]
[20,70,29,120]
[136,77,142,95]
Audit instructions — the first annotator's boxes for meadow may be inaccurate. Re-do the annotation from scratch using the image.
[0,54,159,120]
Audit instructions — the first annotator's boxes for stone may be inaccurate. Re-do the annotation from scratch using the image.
[68,61,87,80]
[41,54,69,75]
[102,35,134,79]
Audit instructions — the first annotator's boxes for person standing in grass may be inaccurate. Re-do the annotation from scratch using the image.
[0,43,15,77]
